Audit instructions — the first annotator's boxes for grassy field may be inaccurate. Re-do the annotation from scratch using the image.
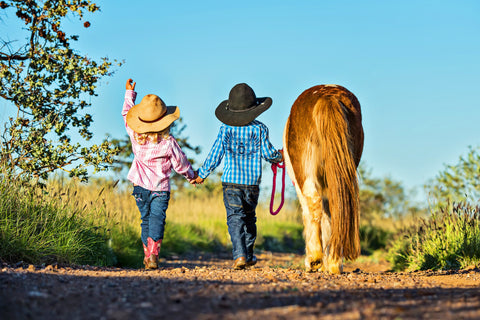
[0,174,401,269]
[6,174,477,271]
[31,177,305,267]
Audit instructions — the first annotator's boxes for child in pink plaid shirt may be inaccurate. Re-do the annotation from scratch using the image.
[122,79,196,269]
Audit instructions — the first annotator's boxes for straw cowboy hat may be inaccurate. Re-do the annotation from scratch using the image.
[215,83,272,126]
[126,94,179,133]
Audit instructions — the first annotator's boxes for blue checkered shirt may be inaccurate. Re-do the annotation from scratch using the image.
[198,120,282,185]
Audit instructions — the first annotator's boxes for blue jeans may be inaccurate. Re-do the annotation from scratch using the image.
[222,183,259,261]
[132,186,170,246]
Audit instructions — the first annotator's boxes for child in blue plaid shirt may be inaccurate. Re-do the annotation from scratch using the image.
[194,83,283,270]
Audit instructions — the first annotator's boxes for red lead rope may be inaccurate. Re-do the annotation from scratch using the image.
[270,161,286,215]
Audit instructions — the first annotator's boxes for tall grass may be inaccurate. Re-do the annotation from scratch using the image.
[38,177,304,267]
[0,175,116,266]
[387,201,480,271]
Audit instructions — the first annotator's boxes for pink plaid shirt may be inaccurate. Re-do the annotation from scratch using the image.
[122,90,195,191]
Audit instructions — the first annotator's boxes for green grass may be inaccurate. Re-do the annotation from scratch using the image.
[360,224,393,255]
[109,221,305,268]
[257,222,305,253]
[386,201,480,271]
[107,224,144,268]
[0,176,116,266]
[161,222,226,256]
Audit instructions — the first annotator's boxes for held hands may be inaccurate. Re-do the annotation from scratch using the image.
[189,171,204,185]
[188,171,197,185]
[126,78,136,91]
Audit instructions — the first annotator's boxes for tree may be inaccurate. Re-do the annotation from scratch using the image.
[425,146,480,207]
[0,0,120,182]
[110,117,202,190]
[358,163,424,226]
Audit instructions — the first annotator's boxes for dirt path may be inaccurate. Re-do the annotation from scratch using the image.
[1,252,480,320]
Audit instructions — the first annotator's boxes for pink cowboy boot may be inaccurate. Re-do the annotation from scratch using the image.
[144,237,162,270]
[142,242,150,268]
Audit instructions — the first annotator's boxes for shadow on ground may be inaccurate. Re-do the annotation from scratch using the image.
[1,265,480,320]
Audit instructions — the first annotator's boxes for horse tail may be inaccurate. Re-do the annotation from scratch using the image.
[316,94,360,261]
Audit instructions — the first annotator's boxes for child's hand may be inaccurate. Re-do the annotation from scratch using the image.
[126,78,136,91]
[188,171,199,185]
[195,176,204,184]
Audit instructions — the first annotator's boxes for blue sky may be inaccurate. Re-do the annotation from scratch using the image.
[1,1,480,198]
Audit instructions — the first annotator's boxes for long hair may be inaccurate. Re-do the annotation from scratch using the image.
[316,93,360,261]
[133,125,171,145]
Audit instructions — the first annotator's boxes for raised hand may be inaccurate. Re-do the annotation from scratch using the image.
[126,78,136,90]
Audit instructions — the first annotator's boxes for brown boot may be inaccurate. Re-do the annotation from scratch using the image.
[246,255,257,267]
[144,255,158,270]
[233,257,247,270]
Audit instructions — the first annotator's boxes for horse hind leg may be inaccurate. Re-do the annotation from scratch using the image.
[320,198,343,274]
[299,177,324,272]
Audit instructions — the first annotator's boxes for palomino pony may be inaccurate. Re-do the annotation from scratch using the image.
[283,84,364,274]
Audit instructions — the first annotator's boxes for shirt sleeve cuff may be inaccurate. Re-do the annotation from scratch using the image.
[186,168,195,180]
[198,168,208,179]
[125,90,137,99]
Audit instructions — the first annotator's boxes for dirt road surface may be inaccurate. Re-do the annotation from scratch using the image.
[1,252,480,320]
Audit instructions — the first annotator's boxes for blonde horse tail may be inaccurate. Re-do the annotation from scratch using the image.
[316,96,360,261]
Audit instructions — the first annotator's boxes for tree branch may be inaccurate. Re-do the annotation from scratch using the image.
[0,54,29,61]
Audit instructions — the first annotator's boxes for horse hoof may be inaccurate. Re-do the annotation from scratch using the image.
[328,264,343,274]
[305,260,323,273]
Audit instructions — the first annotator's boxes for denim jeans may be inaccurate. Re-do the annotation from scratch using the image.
[222,183,259,261]
[132,186,170,246]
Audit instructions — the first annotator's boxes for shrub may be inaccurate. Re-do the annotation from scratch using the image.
[386,201,480,271]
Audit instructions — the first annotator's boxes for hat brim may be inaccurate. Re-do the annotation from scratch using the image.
[126,105,180,133]
[215,97,272,126]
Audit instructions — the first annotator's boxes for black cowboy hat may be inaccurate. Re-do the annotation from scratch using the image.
[215,83,272,126]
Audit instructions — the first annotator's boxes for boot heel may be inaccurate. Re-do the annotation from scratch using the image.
[144,255,158,269]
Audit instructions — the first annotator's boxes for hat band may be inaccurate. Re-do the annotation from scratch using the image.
[226,102,259,113]
[138,114,166,123]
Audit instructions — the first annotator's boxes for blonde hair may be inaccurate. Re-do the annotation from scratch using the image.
[134,125,171,145]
